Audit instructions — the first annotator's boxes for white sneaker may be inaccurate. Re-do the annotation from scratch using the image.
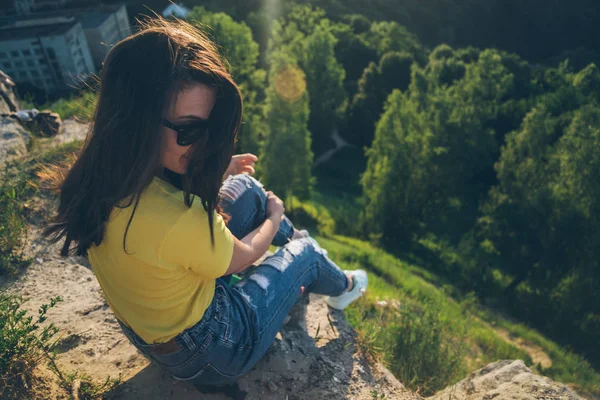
[325,270,368,310]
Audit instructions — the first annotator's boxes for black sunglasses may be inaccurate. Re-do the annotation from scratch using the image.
[162,119,211,146]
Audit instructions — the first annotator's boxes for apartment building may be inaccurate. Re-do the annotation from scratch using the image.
[0,16,95,93]
[77,5,131,69]
[0,4,131,93]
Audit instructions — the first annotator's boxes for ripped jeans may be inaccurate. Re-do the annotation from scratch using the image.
[117,174,349,385]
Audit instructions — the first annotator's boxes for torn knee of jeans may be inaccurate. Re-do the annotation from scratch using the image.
[261,255,288,272]
[219,178,249,203]
[235,174,263,189]
[286,239,318,257]
[249,274,270,291]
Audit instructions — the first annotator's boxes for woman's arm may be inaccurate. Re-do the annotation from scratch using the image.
[224,215,281,275]
[221,191,285,276]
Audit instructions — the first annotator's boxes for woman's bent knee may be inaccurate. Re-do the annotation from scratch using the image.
[220,174,265,204]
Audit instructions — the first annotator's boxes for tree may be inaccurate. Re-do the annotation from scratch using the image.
[330,23,377,98]
[363,21,426,63]
[259,51,314,199]
[300,26,346,155]
[471,64,600,362]
[361,49,526,245]
[345,51,415,149]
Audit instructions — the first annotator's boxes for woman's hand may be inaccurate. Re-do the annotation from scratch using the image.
[265,191,285,220]
[223,153,258,180]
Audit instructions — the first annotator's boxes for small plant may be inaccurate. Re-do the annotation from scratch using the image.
[389,298,469,395]
[48,362,122,400]
[0,293,62,397]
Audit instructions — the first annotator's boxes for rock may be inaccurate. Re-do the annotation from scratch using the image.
[11,109,62,137]
[35,110,62,137]
[0,72,19,113]
[429,360,583,400]
[0,115,30,169]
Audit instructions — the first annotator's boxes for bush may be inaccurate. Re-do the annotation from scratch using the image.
[389,298,469,395]
[0,294,61,397]
[347,296,469,396]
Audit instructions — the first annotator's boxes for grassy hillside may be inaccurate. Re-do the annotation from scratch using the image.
[310,232,600,397]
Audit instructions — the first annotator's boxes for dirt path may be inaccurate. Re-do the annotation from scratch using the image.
[314,129,353,167]
[494,327,552,369]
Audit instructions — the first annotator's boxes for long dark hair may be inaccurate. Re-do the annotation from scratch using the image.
[41,16,243,256]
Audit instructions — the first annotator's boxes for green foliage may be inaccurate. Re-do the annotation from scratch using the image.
[321,234,600,396]
[188,7,260,80]
[300,25,346,154]
[305,0,600,69]
[285,196,335,237]
[474,97,600,363]
[345,51,415,148]
[41,91,97,121]
[330,22,378,97]
[361,48,538,245]
[259,51,314,199]
[389,299,468,395]
[363,21,425,63]
[348,298,468,396]
[269,5,347,155]
[0,294,61,397]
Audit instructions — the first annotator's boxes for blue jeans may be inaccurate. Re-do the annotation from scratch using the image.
[118,174,349,385]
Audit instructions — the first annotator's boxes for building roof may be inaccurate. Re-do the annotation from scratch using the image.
[0,4,126,36]
[0,16,77,41]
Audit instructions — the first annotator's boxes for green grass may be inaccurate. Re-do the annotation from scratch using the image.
[313,233,600,397]
[21,91,97,122]
[0,139,83,276]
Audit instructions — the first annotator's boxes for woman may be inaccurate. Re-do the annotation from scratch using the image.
[42,17,368,385]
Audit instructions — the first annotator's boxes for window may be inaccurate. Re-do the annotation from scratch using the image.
[26,59,34,67]
[38,58,48,65]
[15,61,24,68]
[0,52,6,58]
[45,78,53,84]
[19,71,27,78]
[42,67,50,75]
[10,50,19,57]
[47,48,56,59]
[22,49,31,56]
[2,62,11,69]
[34,48,42,56]
[33,79,42,86]
[31,70,39,77]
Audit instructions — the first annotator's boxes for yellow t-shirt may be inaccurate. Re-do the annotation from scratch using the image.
[87,176,234,344]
